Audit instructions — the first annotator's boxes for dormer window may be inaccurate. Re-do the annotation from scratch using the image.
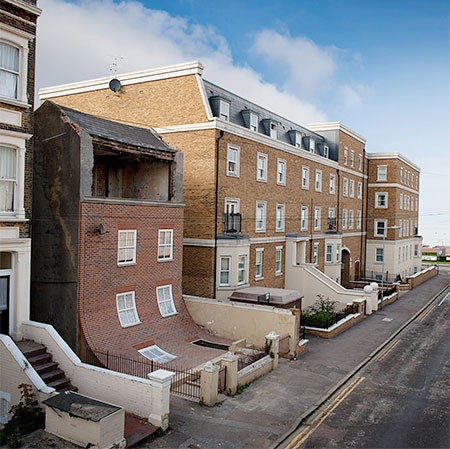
[309,139,315,152]
[210,96,231,121]
[288,130,302,148]
[262,119,277,139]
[241,109,258,131]
[324,145,329,158]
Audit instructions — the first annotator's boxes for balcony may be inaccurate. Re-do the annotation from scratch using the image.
[327,217,337,231]
[223,213,241,233]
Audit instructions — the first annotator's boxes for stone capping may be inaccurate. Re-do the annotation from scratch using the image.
[406,265,437,288]
[236,355,273,386]
[304,312,364,339]
[82,197,185,208]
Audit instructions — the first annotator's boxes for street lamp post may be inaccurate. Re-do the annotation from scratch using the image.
[380,225,400,310]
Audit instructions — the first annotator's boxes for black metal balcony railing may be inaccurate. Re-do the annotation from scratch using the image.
[223,213,242,233]
[414,227,418,236]
[328,217,337,230]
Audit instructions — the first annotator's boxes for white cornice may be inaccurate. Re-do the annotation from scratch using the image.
[367,183,419,194]
[307,122,367,144]
[0,22,35,40]
[0,8,37,26]
[39,60,204,100]
[0,129,32,139]
[197,74,213,120]
[366,152,420,171]
[366,236,422,245]
[3,0,42,16]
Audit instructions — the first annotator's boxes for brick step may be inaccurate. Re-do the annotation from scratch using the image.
[35,361,59,375]
[28,352,53,366]
[47,377,71,391]
[22,345,47,359]
[41,369,65,384]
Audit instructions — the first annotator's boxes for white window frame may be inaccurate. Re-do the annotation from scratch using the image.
[400,167,403,183]
[349,179,355,198]
[116,291,140,328]
[224,197,240,214]
[374,219,387,237]
[399,220,402,237]
[313,242,319,265]
[356,181,362,199]
[349,210,354,229]
[356,210,362,229]
[277,158,286,186]
[328,208,335,219]
[275,203,285,232]
[324,145,329,158]
[219,256,231,286]
[255,200,267,232]
[377,165,387,181]
[350,150,354,168]
[139,345,177,363]
[326,244,333,264]
[343,178,348,197]
[238,255,247,285]
[300,206,308,231]
[329,174,336,194]
[358,154,362,171]
[0,25,32,105]
[117,230,137,266]
[302,166,310,190]
[315,170,322,192]
[314,207,321,231]
[343,148,348,165]
[158,229,173,261]
[270,122,277,139]
[376,248,384,263]
[255,248,264,279]
[415,198,418,212]
[257,152,268,182]
[219,100,230,121]
[336,244,341,263]
[249,113,258,131]
[375,192,388,209]
[342,209,348,230]
[400,193,403,209]
[226,144,240,177]
[0,145,17,215]
[156,284,177,317]
[275,246,282,275]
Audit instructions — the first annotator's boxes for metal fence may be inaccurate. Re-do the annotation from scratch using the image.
[85,349,202,400]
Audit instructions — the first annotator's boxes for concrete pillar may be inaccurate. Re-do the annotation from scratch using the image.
[147,369,175,430]
[12,247,31,341]
[220,352,239,396]
[265,331,280,370]
[200,361,220,406]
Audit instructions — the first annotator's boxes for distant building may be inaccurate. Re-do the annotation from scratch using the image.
[0,0,41,338]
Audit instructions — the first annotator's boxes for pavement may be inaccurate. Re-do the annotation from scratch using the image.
[146,272,450,449]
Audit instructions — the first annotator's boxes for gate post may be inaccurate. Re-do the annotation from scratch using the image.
[265,331,280,370]
[220,352,239,395]
[200,361,220,406]
[147,369,175,430]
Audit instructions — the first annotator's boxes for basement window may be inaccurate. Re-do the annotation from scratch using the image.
[138,345,177,363]
[191,340,230,351]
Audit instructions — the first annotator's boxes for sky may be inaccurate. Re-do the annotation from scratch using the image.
[35,0,450,246]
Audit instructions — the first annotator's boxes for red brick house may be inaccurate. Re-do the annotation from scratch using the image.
[31,101,227,367]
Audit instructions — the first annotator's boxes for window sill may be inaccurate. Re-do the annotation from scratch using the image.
[275,229,285,233]
[0,97,31,109]
[255,229,266,233]
[117,262,137,267]
[161,312,178,318]
[226,173,240,178]
[120,321,141,328]
[0,216,28,223]
[157,258,174,263]
[275,272,283,277]
[255,276,264,281]
[276,182,286,187]
[256,179,268,183]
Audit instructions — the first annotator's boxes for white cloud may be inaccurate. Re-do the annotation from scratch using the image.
[251,30,337,93]
[338,84,369,109]
[36,0,327,123]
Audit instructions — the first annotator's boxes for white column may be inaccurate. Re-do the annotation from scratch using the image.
[16,146,26,220]
[147,369,175,430]
[12,247,31,340]
[20,46,29,104]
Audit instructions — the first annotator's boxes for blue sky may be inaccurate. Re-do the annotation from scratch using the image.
[36,0,450,245]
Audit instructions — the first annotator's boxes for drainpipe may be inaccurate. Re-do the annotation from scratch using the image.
[213,130,225,299]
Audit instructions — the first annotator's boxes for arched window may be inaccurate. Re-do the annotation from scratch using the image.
[0,146,16,213]
[0,42,20,99]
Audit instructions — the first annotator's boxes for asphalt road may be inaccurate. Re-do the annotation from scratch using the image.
[283,286,450,449]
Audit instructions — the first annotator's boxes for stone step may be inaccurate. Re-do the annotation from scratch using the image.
[28,352,53,366]
[41,369,65,384]
[47,377,71,391]
[35,361,59,375]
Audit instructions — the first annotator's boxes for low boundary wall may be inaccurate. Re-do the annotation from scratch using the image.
[305,313,363,339]
[237,355,273,385]
[406,265,437,288]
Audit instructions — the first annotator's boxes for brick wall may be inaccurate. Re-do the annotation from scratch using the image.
[77,201,186,355]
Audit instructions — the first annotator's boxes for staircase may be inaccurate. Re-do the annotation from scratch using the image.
[17,340,77,392]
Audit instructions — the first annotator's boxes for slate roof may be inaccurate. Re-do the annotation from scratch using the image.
[203,80,339,162]
[53,102,175,154]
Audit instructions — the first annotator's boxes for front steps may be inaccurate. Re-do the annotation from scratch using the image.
[16,340,77,392]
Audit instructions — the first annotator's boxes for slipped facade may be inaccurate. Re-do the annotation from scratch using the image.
[38,61,421,304]
[0,0,41,339]
[31,101,228,367]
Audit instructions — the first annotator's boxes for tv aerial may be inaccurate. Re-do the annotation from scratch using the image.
[109,55,124,93]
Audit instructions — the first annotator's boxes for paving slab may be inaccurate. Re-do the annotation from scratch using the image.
[145,272,450,449]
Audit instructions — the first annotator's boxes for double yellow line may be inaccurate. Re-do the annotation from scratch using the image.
[284,376,365,449]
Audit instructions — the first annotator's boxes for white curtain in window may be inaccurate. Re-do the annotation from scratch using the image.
[0,43,19,99]
[0,147,16,213]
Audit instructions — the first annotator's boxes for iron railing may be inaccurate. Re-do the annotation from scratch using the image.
[327,217,337,230]
[223,213,241,233]
[85,349,202,399]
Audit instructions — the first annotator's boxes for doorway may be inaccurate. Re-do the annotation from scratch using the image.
[341,249,351,288]
[0,253,13,335]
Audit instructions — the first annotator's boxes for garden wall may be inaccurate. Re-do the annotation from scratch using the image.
[406,265,437,288]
